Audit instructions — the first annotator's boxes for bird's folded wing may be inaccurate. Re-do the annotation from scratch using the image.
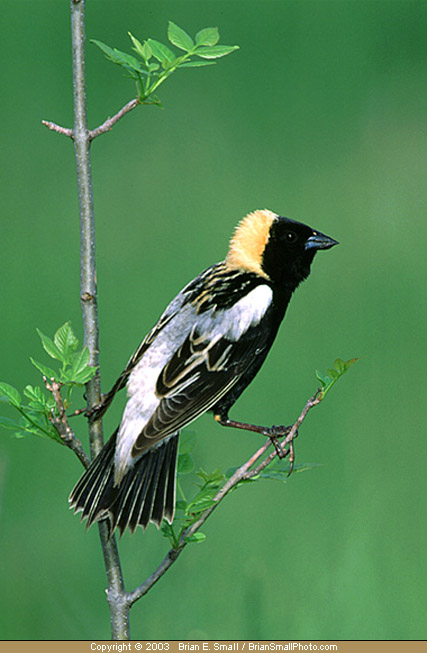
[131,324,268,455]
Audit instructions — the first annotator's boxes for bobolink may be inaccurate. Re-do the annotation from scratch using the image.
[69,209,338,535]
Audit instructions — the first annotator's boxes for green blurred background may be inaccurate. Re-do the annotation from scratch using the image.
[1,0,426,641]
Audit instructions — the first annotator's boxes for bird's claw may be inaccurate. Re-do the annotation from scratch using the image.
[261,424,298,474]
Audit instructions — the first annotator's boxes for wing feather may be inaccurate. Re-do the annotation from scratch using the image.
[132,324,269,456]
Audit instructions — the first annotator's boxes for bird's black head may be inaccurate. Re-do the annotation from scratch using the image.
[261,215,338,289]
[226,210,338,290]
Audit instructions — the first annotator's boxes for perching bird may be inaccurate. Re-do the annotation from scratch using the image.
[69,209,338,535]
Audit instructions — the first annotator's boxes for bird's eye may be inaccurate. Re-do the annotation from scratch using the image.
[285,230,298,243]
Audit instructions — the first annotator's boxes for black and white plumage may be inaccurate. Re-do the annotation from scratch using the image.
[69,209,338,535]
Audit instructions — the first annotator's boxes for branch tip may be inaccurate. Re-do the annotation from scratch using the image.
[43,376,90,468]
[89,98,139,140]
[42,120,73,139]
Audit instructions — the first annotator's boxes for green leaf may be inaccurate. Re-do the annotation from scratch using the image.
[92,38,116,59]
[186,493,217,514]
[92,40,146,77]
[36,328,64,362]
[196,45,239,59]
[178,431,196,455]
[23,385,45,404]
[63,347,96,384]
[168,21,194,52]
[255,469,289,483]
[54,322,79,363]
[196,468,225,486]
[30,357,56,380]
[180,60,216,68]
[69,365,97,385]
[195,27,220,47]
[146,38,175,67]
[335,358,345,373]
[23,422,62,443]
[177,452,194,475]
[23,385,55,413]
[113,49,146,72]
[258,462,321,482]
[71,347,90,375]
[184,531,207,544]
[128,32,151,62]
[0,416,22,430]
[318,357,359,399]
[0,382,21,407]
[315,370,328,387]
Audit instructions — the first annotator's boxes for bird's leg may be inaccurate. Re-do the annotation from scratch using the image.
[71,366,133,421]
[214,414,294,462]
[70,385,119,421]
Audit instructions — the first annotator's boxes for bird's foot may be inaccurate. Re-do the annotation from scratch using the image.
[69,395,108,421]
[262,425,298,475]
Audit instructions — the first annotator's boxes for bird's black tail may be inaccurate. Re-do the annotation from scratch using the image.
[69,431,178,536]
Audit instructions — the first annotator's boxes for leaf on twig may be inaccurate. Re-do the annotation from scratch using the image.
[178,430,196,455]
[30,357,56,380]
[184,532,206,544]
[180,61,216,68]
[92,22,239,106]
[66,347,96,384]
[146,38,175,68]
[128,32,151,62]
[316,357,358,400]
[255,462,323,483]
[177,452,194,475]
[0,415,22,430]
[36,329,64,362]
[0,382,22,407]
[1,322,95,444]
[195,27,220,47]
[167,22,194,52]
[195,45,239,59]
[53,321,79,363]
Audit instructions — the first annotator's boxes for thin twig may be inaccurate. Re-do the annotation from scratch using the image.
[42,99,139,142]
[70,0,129,640]
[41,120,74,138]
[126,389,323,607]
[43,377,90,469]
[246,391,321,479]
[89,99,139,140]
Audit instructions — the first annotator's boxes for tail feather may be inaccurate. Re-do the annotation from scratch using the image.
[152,436,175,525]
[164,440,177,523]
[116,450,156,534]
[124,463,153,534]
[69,432,178,536]
[71,435,117,527]
[139,451,165,529]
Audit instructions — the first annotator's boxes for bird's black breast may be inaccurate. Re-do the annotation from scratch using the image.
[212,286,291,419]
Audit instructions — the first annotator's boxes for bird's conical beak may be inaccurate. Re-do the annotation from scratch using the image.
[305,232,339,251]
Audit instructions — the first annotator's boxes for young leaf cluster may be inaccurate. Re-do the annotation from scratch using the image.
[93,21,239,106]
[0,322,95,443]
[0,380,61,442]
[316,357,358,400]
